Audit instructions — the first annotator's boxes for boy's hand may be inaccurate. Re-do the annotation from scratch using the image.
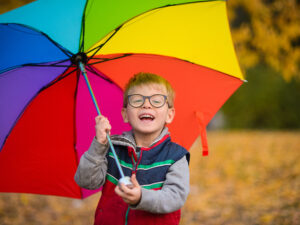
[115,174,142,206]
[95,115,111,145]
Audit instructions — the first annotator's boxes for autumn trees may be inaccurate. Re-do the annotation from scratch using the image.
[227,0,300,80]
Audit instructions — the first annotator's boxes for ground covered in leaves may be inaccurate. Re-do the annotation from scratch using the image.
[0,131,299,225]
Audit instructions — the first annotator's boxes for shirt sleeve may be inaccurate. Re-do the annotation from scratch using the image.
[130,155,190,213]
[74,137,109,190]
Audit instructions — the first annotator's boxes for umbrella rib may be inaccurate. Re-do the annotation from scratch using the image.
[79,0,88,53]
[44,36,73,58]
[85,26,122,59]
[0,59,72,76]
[50,59,72,66]
[155,0,220,9]
[24,59,72,68]
[47,67,78,86]
[87,53,132,65]
[73,69,81,184]
[85,64,113,84]
[119,0,219,31]
[3,23,73,58]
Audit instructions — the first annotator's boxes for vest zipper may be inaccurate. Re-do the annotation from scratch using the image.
[134,149,143,172]
[125,147,143,224]
[125,207,130,225]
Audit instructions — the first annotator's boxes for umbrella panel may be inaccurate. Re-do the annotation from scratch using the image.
[75,67,131,198]
[0,0,87,54]
[0,24,69,72]
[88,1,243,80]
[0,64,70,150]
[0,69,80,198]
[91,54,243,150]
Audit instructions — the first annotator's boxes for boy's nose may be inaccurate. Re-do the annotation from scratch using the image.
[142,98,152,108]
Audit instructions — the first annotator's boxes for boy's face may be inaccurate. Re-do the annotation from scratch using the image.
[121,83,175,140]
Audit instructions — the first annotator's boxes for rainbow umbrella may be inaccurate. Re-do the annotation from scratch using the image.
[0,0,244,199]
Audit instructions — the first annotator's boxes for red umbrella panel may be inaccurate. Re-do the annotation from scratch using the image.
[90,54,243,153]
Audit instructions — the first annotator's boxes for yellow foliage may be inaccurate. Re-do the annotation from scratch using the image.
[181,131,300,225]
[227,0,300,80]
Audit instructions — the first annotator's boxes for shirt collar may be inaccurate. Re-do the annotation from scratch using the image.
[111,127,170,150]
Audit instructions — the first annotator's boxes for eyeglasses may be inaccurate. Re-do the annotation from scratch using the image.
[127,94,168,108]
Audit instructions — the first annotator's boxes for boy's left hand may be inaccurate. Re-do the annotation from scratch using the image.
[115,174,141,206]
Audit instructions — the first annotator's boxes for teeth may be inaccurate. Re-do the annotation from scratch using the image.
[140,114,154,119]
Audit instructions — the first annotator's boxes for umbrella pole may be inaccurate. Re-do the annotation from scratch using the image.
[78,62,132,187]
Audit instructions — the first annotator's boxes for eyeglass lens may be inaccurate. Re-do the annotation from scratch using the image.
[128,94,166,108]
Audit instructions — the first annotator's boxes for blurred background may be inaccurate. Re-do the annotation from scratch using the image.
[0,0,299,224]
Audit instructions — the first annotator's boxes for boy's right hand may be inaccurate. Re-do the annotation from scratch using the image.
[95,115,111,145]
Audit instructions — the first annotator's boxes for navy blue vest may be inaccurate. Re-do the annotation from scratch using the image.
[106,135,189,189]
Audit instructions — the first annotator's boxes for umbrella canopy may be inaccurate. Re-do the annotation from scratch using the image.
[0,0,244,199]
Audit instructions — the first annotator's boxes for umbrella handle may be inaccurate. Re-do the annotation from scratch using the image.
[79,62,131,186]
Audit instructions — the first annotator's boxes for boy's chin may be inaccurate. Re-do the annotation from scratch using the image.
[133,127,164,136]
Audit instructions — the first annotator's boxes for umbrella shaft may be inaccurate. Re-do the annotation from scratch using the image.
[79,62,125,178]
[79,63,101,115]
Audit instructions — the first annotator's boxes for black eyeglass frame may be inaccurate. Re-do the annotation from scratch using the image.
[127,94,169,108]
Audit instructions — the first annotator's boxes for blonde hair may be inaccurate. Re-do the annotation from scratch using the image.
[123,72,175,108]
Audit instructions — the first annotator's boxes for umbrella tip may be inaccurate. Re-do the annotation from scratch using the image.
[71,52,88,65]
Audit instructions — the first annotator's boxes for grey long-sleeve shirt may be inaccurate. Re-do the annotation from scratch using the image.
[74,130,190,214]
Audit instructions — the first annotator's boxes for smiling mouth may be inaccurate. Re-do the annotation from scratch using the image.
[139,114,154,121]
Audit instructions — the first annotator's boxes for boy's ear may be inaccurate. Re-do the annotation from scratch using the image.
[166,107,175,124]
[121,108,129,123]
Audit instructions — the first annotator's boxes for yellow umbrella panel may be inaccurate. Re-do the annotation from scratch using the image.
[88,1,243,80]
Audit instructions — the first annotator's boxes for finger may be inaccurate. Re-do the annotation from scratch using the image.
[100,116,108,122]
[115,186,125,197]
[105,123,112,133]
[131,174,139,187]
[115,187,132,203]
[95,117,110,129]
[95,116,108,126]
[100,118,111,130]
[119,183,131,194]
[96,115,108,122]
[95,115,102,123]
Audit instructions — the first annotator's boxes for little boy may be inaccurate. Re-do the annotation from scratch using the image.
[74,72,190,225]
